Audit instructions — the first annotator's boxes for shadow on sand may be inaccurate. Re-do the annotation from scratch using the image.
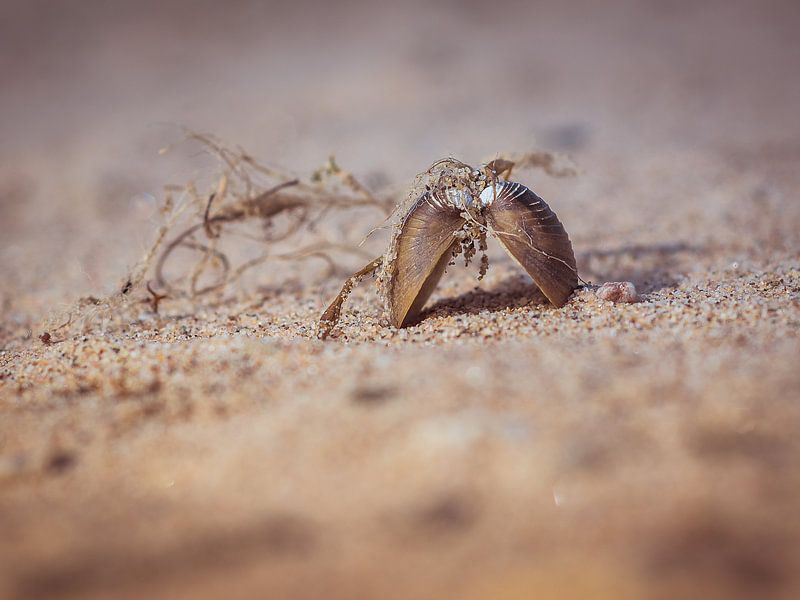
[415,242,706,323]
[578,242,704,293]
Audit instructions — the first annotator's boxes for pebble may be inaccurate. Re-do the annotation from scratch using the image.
[596,282,640,304]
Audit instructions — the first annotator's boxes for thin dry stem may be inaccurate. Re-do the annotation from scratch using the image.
[42,132,391,339]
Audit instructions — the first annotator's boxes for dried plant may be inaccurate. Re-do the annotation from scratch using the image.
[41,132,393,337]
[39,133,575,342]
[318,154,580,339]
[153,133,392,297]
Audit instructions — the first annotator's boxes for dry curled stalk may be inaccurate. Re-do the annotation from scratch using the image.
[40,131,392,338]
[154,134,392,298]
[146,282,168,314]
[318,256,384,339]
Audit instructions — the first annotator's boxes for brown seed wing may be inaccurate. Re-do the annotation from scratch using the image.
[389,192,466,327]
[485,181,577,307]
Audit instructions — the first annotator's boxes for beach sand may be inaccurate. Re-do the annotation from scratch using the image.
[2,1,800,598]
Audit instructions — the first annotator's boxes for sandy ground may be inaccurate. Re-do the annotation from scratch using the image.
[2,1,800,598]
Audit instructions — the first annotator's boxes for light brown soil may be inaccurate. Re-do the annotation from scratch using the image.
[2,1,800,598]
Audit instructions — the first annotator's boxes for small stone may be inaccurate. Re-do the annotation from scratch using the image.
[596,281,639,303]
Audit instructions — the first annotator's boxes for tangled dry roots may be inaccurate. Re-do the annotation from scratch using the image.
[42,132,396,337]
[152,133,397,298]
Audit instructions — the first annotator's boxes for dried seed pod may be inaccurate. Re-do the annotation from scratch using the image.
[482,181,577,307]
[318,157,578,337]
[388,189,467,327]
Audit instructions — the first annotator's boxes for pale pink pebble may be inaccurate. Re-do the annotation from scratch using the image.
[596,281,639,303]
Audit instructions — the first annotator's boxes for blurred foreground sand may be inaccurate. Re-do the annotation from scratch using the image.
[1,1,800,598]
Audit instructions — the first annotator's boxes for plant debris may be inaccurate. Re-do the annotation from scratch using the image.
[145,282,168,314]
[318,154,580,338]
[39,136,575,343]
[41,132,395,338]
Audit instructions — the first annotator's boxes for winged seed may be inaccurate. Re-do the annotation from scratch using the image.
[318,157,578,338]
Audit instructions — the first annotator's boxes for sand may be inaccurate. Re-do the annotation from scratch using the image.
[2,1,800,598]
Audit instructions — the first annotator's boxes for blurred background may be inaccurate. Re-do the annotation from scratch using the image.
[2,2,800,599]
[3,0,799,309]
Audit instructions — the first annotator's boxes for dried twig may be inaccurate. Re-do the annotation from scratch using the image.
[146,282,168,314]
[318,256,384,339]
[153,135,392,299]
